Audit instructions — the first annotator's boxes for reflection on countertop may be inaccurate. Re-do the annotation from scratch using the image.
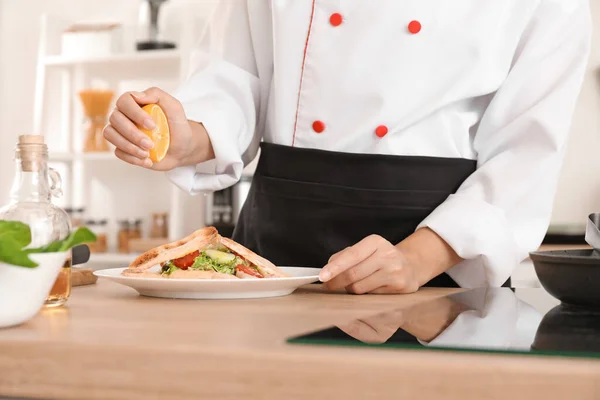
[290,287,600,359]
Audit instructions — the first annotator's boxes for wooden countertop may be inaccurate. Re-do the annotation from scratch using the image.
[0,281,599,400]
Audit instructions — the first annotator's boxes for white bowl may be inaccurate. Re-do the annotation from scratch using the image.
[0,252,68,328]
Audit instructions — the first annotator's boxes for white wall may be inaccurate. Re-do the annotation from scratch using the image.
[0,0,599,230]
[551,0,600,226]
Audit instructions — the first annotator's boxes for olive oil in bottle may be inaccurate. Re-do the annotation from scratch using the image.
[0,135,72,307]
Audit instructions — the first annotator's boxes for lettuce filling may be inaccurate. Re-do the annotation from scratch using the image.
[161,249,259,276]
[190,251,238,275]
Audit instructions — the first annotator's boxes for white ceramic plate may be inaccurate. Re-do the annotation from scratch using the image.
[94,267,321,299]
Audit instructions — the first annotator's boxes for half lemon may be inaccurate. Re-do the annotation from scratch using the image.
[139,104,170,163]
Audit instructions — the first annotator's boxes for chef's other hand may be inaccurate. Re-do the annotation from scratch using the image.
[320,235,420,294]
[104,87,214,171]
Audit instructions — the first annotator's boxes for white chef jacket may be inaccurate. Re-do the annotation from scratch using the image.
[168,0,591,287]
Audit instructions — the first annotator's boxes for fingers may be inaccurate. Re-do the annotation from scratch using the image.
[321,235,421,295]
[114,148,153,169]
[349,269,415,295]
[324,257,377,291]
[108,110,154,151]
[130,90,160,105]
[345,269,389,295]
[320,235,385,282]
[143,87,187,124]
[116,92,156,130]
[327,247,349,263]
[103,125,149,159]
[106,87,186,169]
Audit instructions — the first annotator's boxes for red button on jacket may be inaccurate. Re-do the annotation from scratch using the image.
[375,125,389,138]
[312,120,326,133]
[408,20,422,34]
[329,13,343,27]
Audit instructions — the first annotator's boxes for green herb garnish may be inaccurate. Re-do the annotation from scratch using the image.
[0,220,96,268]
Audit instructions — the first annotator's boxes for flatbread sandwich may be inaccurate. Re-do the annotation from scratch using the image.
[121,227,288,279]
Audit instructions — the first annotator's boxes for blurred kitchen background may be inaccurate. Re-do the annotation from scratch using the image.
[0,0,598,274]
[0,0,257,268]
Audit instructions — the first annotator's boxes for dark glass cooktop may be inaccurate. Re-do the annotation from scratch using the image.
[288,288,600,359]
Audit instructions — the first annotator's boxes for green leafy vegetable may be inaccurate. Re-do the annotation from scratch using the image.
[0,220,31,249]
[161,261,178,276]
[59,227,97,251]
[27,227,97,254]
[191,251,237,275]
[0,220,96,268]
[0,237,37,268]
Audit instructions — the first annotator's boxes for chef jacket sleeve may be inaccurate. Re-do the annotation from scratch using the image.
[166,1,262,194]
[417,0,592,287]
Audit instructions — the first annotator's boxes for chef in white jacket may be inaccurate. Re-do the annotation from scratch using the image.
[104,1,591,292]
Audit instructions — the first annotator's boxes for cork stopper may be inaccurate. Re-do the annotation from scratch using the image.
[18,135,45,145]
[16,135,47,172]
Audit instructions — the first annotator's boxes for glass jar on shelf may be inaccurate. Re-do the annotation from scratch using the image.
[150,213,168,238]
[85,219,108,253]
[118,220,130,254]
[118,219,143,253]
[65,207,85,228]
[0,135,71,308]
[130,218,142,241]
[72,207,85,228]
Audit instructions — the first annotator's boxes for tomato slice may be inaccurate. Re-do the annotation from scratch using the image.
[172,250,200,270]
[236,264,263,278]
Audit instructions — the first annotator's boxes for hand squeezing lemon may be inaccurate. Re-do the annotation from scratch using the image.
[106,87,205,171]
[138,104,170,163]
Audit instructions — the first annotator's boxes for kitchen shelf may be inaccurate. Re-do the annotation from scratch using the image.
[34,14,199,242]
[49,152,117,162]
[44,49,181,67]
[89,252,138,266]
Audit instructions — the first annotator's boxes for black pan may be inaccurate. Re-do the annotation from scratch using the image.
[529,249,600,308]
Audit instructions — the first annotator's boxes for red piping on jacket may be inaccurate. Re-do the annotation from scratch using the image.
[291,0,317,147]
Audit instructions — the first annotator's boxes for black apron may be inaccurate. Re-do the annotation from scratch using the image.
[233,143,486,288]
